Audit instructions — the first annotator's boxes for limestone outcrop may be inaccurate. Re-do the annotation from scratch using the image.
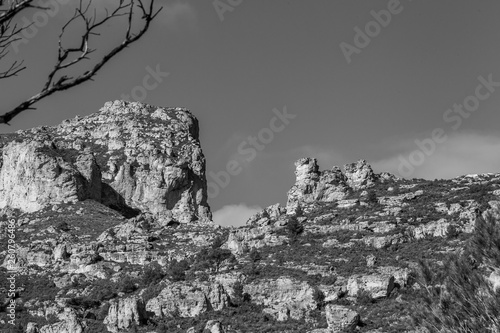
[343,160,377,190]
[103,296,147,333]
[146,281,230,318]
[39,308,85,333]
[0,100,211,223]
[243,277,318,321]
[285,158,380,214]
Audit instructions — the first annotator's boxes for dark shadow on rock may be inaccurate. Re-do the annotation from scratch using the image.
[166,220,181,228]
[101,183,141,219]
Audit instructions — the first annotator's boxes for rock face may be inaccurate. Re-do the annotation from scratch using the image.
[347,273,395,299]
[39,308,85,333]
[103,296,147,333]
[325,305,360,333]
[286,158,379,214]
[343,160,377,190]
[146,281,230,318]
[243,277,317,321]
[0,101,211,223]
[0,141,101,212]
[246,203,285,226]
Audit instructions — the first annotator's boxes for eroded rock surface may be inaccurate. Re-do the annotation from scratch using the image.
[0,101,211,223]
[285,158,382,214]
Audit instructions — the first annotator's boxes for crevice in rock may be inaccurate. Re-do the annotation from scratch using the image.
[101,183,141,219]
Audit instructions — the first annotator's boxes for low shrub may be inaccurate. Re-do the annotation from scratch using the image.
[142,262,165,286]
[249,248,262,263]
[168,259,190,282]
[287,217,304,242]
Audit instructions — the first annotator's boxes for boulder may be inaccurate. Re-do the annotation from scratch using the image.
[347,274,395,299]
[204,320,226,333]
[325,304,360,332]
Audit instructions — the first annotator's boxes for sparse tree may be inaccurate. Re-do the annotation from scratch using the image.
[249,248,262,263]
[366,190,378,206]
[412,210,500,332]
[287,216,304,242]
[168,259,190,282]
[0,0,161,125]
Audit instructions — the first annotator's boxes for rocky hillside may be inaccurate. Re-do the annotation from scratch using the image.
[0,101,499,333]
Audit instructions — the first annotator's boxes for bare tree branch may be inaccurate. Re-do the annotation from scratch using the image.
[0,1,41,78]
[0,0,162,125]
[0,1,42,25]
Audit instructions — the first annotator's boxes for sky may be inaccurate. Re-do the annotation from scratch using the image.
[1,0,500,227]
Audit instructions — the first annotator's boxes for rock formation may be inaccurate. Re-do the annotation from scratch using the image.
[103,296,147,333]
[146,281,230,318]
[285,158,380,214]
[0,100,211,223]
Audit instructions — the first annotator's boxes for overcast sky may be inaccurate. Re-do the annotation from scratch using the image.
[2,0,500,227]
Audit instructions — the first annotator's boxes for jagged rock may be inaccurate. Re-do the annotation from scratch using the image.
[204,320,226,333]
[0,100,211,223]
[225,226,286,255]
[319,285,343,303]
[0,140,100,212]
[366,254,377,267]
[146,281,230,318]
[243,277,317,321]
[246,203,285,225]
[286,158,349,214]
[412,219,450,239]
[39,308,85,333]
[53,274,72,289]
[377,266,411,288]
[53,244,69,261]
[379,172,398,182]
[343,160,377,190]
[325,304,360,332]
[347,274,395,299]
[363,234,404,249]
[103,296,147,333]
[26,322,39,333]
[286,158,320,214]
[315,167,350,202]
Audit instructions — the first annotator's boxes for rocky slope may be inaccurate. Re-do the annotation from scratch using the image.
[0,101,499,333]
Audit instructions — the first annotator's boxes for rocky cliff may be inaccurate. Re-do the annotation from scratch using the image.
[0,100,211,223]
